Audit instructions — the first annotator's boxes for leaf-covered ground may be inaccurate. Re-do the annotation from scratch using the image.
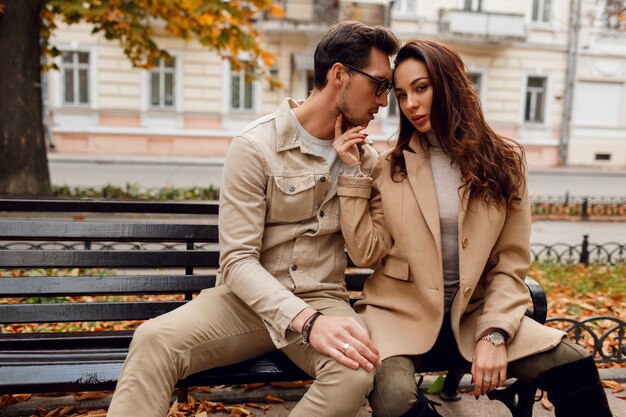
[1,263,624,416]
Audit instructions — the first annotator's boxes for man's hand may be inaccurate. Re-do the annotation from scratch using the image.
[471,340,508,397]
[290,308,381,372]
[332,113,366,166]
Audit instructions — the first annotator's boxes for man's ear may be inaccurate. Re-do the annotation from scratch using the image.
[329,63,345,89]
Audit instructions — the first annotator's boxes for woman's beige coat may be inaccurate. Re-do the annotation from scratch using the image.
[337,137,564,362]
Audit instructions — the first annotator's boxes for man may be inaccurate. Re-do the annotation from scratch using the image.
[108,21,400,417]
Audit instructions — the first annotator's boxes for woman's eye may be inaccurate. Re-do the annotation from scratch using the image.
[396,93,406,100]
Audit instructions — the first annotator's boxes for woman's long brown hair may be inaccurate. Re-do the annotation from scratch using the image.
[389,40,525,211]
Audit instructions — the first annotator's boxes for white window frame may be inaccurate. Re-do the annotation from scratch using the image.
[521,74,551,125]
[51,43,98,109]
[149,57,177,110]
[225,62,259,113]
[461,0,483,12]
[391,0,419,18]
[140,51,183,113]
[529,0,554,24]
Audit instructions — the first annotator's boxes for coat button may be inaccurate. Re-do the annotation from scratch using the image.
[288,185,296,192]
[462,237,468,248]
[463,287,472,297]
[319,211,325,217]
[291,265,298,271]
[320,176,327,182]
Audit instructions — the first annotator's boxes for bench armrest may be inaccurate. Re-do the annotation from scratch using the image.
[524,276,547,325]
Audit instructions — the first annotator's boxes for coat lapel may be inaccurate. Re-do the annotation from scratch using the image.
[403,137,442,262]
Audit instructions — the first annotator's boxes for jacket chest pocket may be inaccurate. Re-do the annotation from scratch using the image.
[381,256,412,282]
[267,175,317,222]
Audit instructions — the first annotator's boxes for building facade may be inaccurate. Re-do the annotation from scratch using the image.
[46,0,626,167]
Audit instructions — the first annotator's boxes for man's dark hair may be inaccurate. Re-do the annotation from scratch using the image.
[313,21,400,90]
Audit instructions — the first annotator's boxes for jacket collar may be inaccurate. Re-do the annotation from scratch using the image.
[402,133,472,258]
[403,134,441,260]
[275,98,304,152]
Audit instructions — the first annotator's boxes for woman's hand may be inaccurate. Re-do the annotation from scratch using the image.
[471,340,508,397]
[332,113,367,166]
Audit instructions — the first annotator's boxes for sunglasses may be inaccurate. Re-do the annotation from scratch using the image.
[341,63,392,97]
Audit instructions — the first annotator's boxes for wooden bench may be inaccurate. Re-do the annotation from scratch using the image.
[0,198,548,416]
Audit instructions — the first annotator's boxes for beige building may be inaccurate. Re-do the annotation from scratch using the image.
[46,0,626,167]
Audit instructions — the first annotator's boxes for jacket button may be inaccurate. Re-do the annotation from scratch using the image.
[319,211,325,217]
[288,185,296,192]
[463,287,472,297]
[462,237,468,248]
[320,176,327,182]
[291,265,298,271]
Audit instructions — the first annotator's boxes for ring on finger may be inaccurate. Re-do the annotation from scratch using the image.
[483,375,492,383]
[340,342,351,354]
[341,136,347,143]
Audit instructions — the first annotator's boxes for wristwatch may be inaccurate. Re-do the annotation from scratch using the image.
[481,330,506,346]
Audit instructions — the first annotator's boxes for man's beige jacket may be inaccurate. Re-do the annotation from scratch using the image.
[217,98,377,348]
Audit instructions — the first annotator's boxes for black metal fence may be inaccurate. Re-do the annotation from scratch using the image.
[531,235,626,265]
[545,316,626,365]
[531,194,626,219]
[4,235,623,265]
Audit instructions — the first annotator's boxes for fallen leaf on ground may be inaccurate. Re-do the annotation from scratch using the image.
[226,405,252,415]
[270,381,312,388]
[242,383,265,390]
[541,391,553,410]
[245,402,271,411]
[263,394,285,403]
[73,392,105,401]
[602,380,625,393]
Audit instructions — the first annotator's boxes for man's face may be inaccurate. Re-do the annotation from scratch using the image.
[337,48,392,132]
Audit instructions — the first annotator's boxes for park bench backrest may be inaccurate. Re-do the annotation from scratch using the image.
[0,199,368,330]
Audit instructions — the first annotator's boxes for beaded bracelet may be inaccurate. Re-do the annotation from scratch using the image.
[302,311,323,344]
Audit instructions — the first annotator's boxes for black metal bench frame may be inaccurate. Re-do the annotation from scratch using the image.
[0,198,548,416]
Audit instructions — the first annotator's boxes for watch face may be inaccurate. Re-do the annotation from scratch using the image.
[491,331,504,345]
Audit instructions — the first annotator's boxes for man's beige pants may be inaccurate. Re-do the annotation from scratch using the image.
[107,286,373,417]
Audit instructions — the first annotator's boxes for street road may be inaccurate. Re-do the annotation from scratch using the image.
[49,154,626,197]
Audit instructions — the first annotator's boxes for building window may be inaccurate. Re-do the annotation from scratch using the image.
[605,0,625,30]
[469,72,482,98]
[150,57,176,109]
[62,51,90,105]
[463,0,482,12]
[392,0,417,15]
[532,0,552,23]
[231,69,254,111]
[524,76,547,123]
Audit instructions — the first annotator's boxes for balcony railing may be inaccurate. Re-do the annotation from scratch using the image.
[589,28,626,51]
[264,0,389,27]
[439,9,527,42]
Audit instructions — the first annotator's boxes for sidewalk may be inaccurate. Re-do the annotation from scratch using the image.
[2,370,625,416]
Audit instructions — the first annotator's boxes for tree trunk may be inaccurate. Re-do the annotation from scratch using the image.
[0,0,51,197]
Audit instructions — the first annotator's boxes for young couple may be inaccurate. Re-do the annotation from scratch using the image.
[108,21,612,417]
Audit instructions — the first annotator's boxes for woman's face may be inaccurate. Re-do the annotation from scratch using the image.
[393,58,433,133]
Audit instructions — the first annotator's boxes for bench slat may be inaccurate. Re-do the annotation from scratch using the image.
[0,275,216,297]
[0,250,219,268]
[0,220,218,241]
[0,301,185,324]
[0,352,310,395]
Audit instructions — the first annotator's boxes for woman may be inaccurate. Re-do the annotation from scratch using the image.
[332,40,612,417]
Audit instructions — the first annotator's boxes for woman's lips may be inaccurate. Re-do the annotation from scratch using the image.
[412,114,428,124]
